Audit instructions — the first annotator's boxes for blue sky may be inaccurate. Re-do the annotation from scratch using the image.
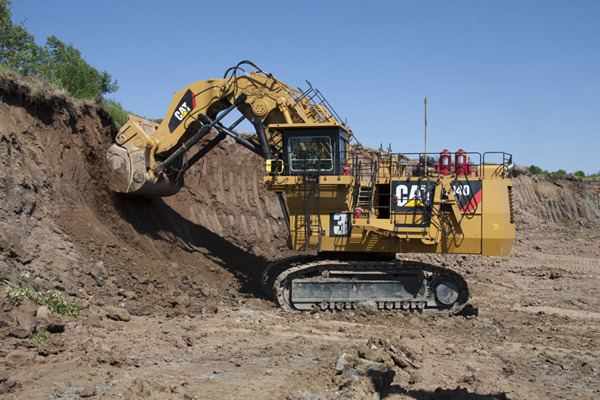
[11,0,600,174]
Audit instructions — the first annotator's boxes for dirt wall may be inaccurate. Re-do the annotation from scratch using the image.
[513,172,600,234]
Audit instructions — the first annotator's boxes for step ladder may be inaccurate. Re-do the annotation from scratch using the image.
[353,161,377,218]
[300,173,323,251]
[356,185,374,213]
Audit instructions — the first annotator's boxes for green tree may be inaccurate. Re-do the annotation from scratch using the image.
[574,170,586,178]
[0,0,37,71]
[528,165,545,175]
[34,36,119,99]
[551,169,566,177]
[0,1,118,99]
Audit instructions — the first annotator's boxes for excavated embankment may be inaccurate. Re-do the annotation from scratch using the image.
[0,73,290,325]
[513,172,600,232]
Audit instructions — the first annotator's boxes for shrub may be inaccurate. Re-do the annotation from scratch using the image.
[5,273,79,317]
[103,98,130,129]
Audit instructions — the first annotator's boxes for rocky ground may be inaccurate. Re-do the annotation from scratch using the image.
[1,72,599,399]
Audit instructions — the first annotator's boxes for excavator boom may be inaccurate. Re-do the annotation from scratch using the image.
[106,62,346,196]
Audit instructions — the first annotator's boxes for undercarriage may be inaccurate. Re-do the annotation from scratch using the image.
[262,256,468,314]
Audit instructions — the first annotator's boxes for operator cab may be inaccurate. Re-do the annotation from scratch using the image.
[281,126,349,176]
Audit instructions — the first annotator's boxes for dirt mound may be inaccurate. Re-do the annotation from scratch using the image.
[513,173,600,236]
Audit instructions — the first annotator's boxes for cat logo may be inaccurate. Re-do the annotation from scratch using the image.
[395,184,427,207]
[392,181,434,211]
[168,89,196,133]
[174,102,191,121]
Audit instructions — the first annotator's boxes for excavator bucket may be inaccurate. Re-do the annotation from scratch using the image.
[106,115,183,197]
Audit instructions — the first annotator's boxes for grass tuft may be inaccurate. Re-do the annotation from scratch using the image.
[28,331,51,347]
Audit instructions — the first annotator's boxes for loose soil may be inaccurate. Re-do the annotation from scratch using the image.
[1,73,599,399]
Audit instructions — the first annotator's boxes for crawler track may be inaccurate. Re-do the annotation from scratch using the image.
[262,257,469,314]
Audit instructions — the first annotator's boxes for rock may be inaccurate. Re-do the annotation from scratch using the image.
[36,314,65,333]
[365,362,388,374]
[36,306,51,319]
[105,306,131,322]
[1,297,13,312]
[9,327,32,339]
[390,354,410,368]
[4,350,36,368]
[124,302,152,316]
[1,379,22,391]
[200,285,210,297]
[109,350,124,366]
[95,351,112,364]
[358,343,383,363]
[356,300,377,315]
[181,334,194,347]
[15,311,36,333]
[90,262,107,285]
[76,298,90,310]
[80,386,97,397]
[341,369,363,385]
[14,339,35,349]
[47,314,65,333]
[335,353,357,375]
[127,356,141,367]
[163,295,178,307]
[175,295,190,307]
[386,342,419,369]
[0,370,8,383]
[230,358,242,367]
[123,290,137,300]
[205,304,219,314]
[37,337,65,356]
[133,378,153,396]
[84,315,103,328]
[408,372,422,384]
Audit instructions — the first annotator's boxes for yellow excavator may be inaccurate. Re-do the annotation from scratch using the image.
[106,61,515,313]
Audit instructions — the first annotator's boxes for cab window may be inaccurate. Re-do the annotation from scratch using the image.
[289,137,333,172]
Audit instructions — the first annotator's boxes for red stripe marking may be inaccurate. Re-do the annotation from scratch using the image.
[192,92,196,109]
[461,189,482,213]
